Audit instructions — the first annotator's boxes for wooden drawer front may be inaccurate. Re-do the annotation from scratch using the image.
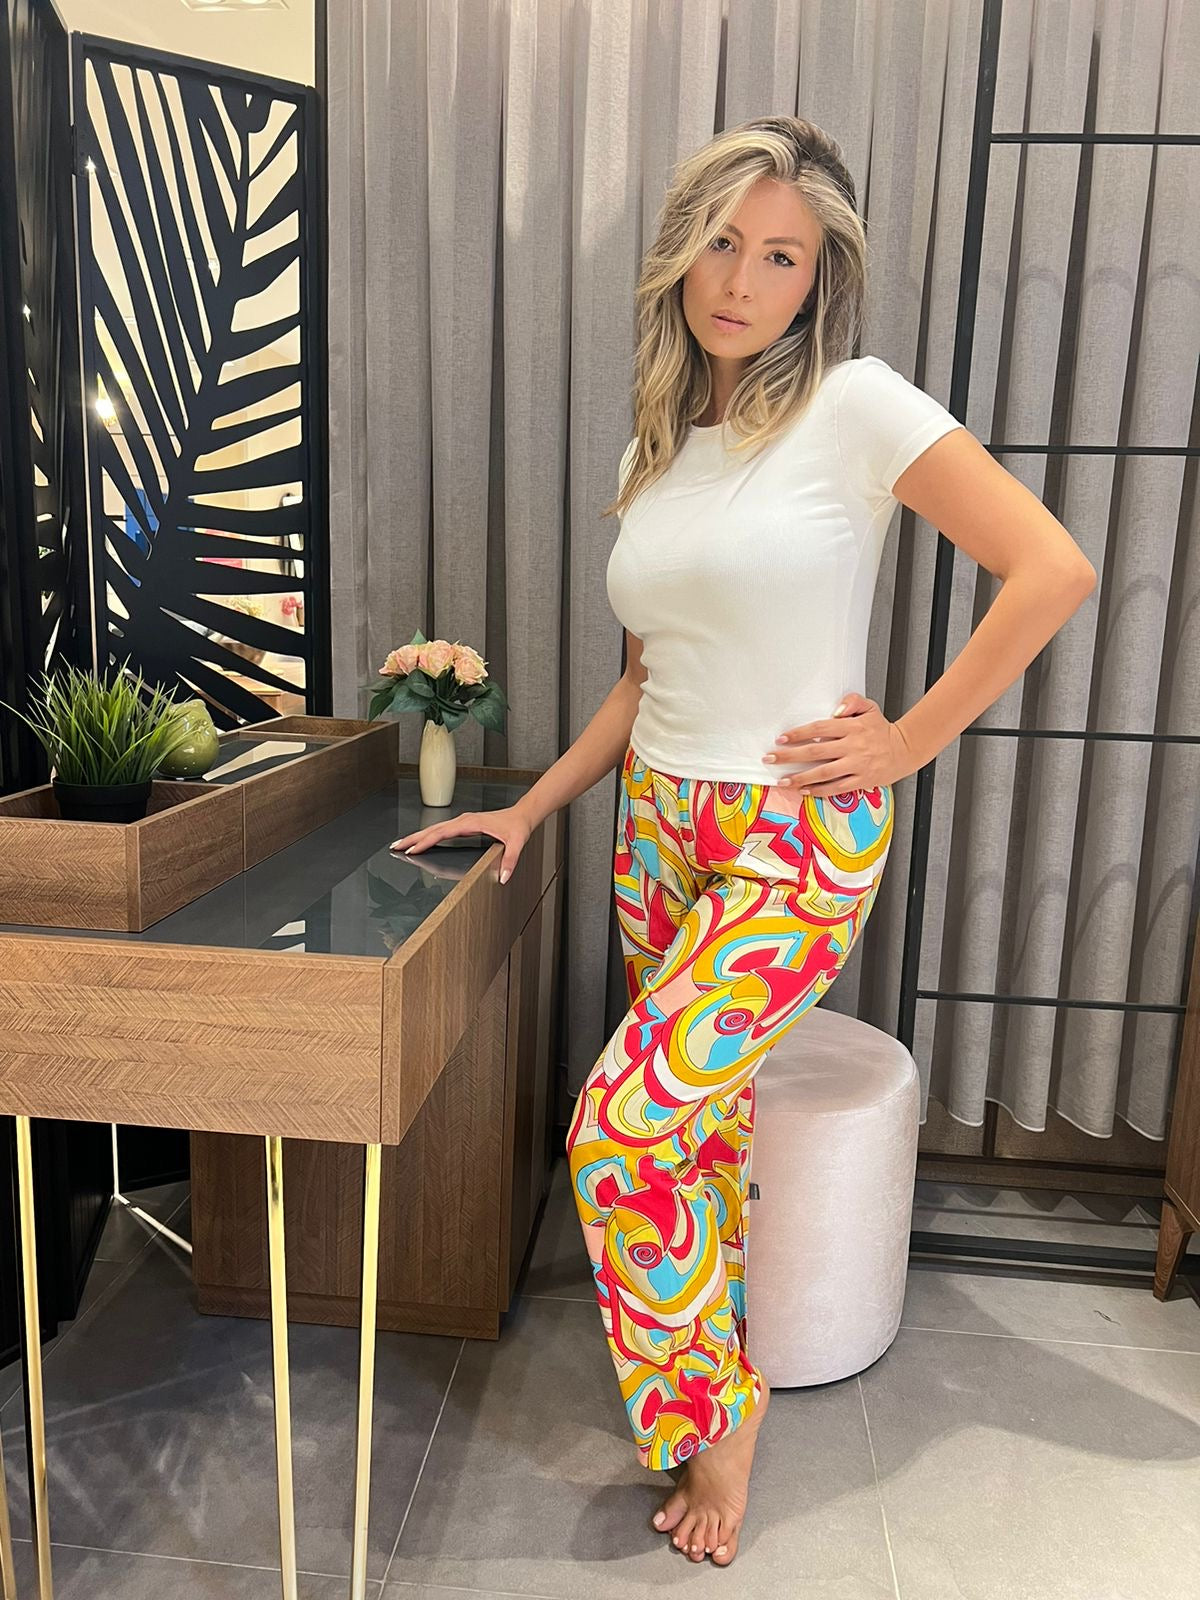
[0,937,384,1142]
[191,956,511,1317]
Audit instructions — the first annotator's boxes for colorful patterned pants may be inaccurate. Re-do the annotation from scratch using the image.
[566,739,894,1471]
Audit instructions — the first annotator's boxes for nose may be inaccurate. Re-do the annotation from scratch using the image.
[723,256,753,300]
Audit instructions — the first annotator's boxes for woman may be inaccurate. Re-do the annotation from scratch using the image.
[393,115,1096,1567]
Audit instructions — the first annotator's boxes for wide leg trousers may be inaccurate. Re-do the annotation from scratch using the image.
[566,739,894,1471]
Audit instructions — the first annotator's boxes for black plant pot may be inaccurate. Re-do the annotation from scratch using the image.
[51,777,153,823]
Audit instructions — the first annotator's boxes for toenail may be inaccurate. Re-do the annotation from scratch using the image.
[653,1512,664,1526]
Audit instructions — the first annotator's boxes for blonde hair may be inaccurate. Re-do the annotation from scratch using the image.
[607,115,866,520]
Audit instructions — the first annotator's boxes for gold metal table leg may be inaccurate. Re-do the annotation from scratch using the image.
[265,1135,298,1599]
[348,1143,381,1600]
[14,1114,53,1597]
[4,1127,382,1600]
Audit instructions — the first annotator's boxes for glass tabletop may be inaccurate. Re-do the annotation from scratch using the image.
[0,773,537,960]
[199,735,343,784]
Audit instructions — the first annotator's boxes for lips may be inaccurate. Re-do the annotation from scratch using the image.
[713,312,748,327]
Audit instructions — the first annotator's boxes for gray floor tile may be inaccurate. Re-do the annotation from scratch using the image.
[0,1243,147,1410]
[5,1157,1194,1600]
[0,1228,463,1584]
[385,1293,897,1597]
[518,1157,592,1302]
[96,1180,192,1263]
[900,1262,1200,1351]
[5,1540,379,1597]
[861,1325,1200,1600]
[0,1196,173,1408]
[76,1255,135,1317]
[382,1585,564,1600]
[382,1584,564,1599]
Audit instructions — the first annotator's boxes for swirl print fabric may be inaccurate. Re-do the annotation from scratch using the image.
[566,740,894,1471]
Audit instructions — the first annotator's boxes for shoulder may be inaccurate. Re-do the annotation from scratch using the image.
[828,356,963,504]
[832,352,954,421]
[829,353,909,399]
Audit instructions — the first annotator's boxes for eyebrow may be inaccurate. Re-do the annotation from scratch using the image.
[724,223,806,248]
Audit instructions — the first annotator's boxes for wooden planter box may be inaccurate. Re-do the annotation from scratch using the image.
[0,714,398,933]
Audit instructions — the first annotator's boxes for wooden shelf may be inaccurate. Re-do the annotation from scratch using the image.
[0,714,398,931]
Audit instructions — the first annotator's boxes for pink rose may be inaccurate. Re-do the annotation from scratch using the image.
[418,640,457,677]
[452,644,488,685]
[380,644,420,677]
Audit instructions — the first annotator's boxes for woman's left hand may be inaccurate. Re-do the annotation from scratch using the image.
[765,692,921,797]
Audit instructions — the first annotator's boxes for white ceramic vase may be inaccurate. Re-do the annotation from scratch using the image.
[418,717,457,806]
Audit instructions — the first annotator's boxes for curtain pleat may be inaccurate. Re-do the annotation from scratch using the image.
[327,0,1199,1145]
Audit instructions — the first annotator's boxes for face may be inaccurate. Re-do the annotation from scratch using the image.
[681,176,821,378]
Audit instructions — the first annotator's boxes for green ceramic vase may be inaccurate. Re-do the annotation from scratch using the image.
[158,697,221,778]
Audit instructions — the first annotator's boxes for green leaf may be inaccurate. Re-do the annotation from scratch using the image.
[372,683,421,717]
[368,686,394,720]
[470,692,508,733]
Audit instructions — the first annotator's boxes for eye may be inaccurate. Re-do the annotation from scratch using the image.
[710,236,796,267]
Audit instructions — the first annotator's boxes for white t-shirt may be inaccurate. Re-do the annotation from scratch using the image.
[605,354,965,784]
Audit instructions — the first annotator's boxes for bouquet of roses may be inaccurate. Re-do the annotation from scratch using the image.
[365,629,508,733]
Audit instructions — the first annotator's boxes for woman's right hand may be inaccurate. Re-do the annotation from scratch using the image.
[390,805,532,885]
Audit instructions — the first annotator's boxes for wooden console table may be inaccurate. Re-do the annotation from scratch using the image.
[0,716,564,1599]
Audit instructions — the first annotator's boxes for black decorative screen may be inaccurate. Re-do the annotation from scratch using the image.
[0,0,85,791]
[72,36,327,727]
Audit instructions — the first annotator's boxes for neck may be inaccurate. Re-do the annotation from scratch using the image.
[699,354,750,426]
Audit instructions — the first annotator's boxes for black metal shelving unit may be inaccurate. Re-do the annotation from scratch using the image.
[898,0,1199,1285]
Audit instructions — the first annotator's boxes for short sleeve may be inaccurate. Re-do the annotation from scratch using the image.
[833,355,964,507]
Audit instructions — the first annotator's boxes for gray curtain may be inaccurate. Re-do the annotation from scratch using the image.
[327,0,1200,1144]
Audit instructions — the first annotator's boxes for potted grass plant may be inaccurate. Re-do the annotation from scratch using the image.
[0,659,195,823]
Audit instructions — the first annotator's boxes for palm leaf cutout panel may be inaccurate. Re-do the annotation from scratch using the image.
[74,39,321,727]
[9,0,86,686]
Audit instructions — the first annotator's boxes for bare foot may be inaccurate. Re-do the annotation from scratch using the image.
[650,1378,770,1565]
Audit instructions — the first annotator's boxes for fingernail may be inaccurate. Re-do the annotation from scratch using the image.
[500,868,510,884]
[834,700,848,715]
[775,734,789,744]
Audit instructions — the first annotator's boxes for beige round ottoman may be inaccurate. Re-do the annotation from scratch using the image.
[744,1004,920,1388]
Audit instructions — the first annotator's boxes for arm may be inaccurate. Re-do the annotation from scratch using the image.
[889,428,1097,768]
[513,630,646,831]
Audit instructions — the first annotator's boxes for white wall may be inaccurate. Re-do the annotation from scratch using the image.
[55,0,315,86]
